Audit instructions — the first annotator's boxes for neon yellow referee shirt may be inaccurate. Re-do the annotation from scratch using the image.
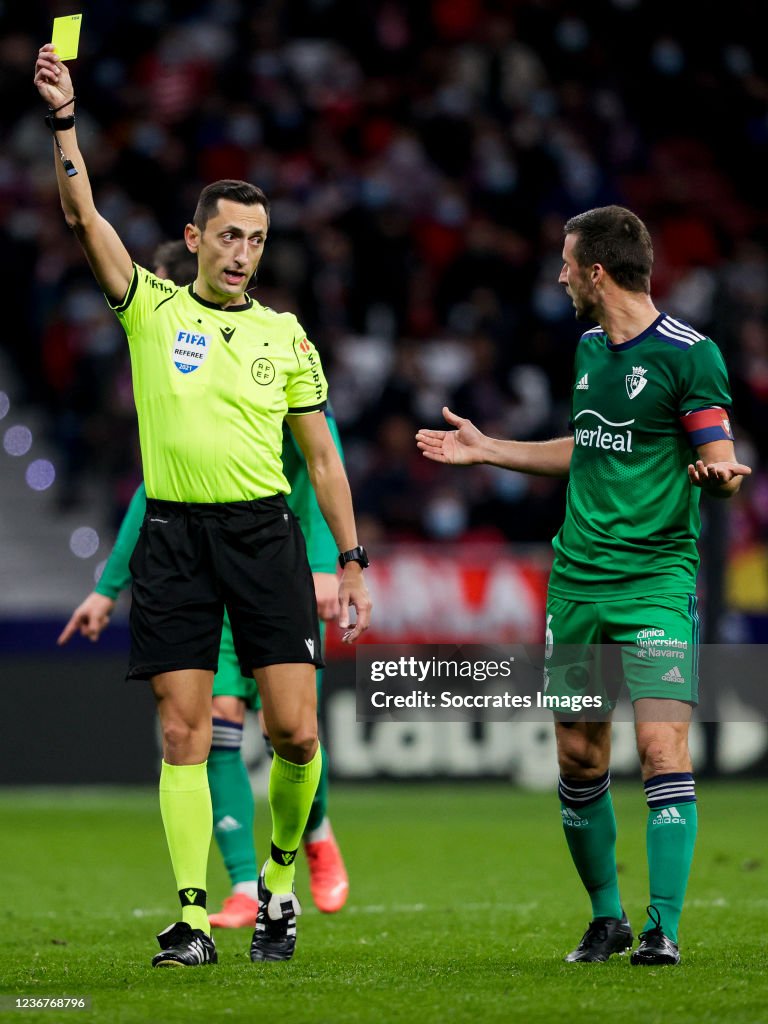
[111,265,328,503]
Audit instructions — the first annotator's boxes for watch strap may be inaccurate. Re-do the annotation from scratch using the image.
[338,546,369,569]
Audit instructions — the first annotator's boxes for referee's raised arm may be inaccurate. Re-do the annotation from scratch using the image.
[33,43,133,306]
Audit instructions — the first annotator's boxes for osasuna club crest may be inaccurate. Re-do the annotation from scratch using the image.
[625,365,648,400]
[173,329,211,374]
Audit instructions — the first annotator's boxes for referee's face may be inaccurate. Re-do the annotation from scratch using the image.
[187,199,269,307]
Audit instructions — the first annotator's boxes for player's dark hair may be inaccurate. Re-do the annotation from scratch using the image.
[564,205,653,293]
[152,240,198,286]
[193,179,271,232]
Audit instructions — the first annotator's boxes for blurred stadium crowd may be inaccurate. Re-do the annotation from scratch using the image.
[1,1,767,578]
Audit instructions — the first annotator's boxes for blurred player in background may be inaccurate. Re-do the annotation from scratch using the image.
[60,241,350,923]
[417,205,749,966]
[36,44,371,968]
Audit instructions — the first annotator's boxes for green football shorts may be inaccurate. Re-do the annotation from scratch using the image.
[212,615,327,710]
[544,592,700,712]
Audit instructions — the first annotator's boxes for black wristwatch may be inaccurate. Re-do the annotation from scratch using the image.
[338,545,369,569]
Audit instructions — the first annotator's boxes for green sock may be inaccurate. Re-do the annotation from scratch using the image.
[643,799,698,943]
[560,775,622,920]
[304,744,329,834]
[158,760,212,934]
[208,741,258,885]
[265,747,322,893]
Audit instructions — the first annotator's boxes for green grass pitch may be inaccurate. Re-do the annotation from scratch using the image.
[0,782,766,1024]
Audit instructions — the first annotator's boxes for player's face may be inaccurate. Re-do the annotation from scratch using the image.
[559,233,597,321]
[188,199,269,306]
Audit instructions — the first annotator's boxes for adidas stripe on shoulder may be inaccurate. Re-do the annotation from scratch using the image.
[656,315,707,349]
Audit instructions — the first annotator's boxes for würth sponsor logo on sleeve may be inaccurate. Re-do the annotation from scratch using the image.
[295,338,323,401]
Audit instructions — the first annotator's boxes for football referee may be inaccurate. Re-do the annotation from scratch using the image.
[35,43,371,968]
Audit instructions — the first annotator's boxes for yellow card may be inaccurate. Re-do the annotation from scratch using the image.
[52,14,82,61]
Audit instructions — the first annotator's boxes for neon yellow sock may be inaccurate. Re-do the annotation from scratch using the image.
[264,747,322,893]
[159,760,212,934]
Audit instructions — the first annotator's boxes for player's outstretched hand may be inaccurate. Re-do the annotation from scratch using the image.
[687,458,751,493]
[57,592,116,646]
[416,406,487,465]
[313,572,340,622]
[338,567,372,643]
[34,43,75,109]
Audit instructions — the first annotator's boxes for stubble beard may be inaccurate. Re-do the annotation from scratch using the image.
[573,292,597,322]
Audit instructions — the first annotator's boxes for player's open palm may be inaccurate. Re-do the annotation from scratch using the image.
[34,43,74,109]
[416,406,486,465]
[688,458,751,487]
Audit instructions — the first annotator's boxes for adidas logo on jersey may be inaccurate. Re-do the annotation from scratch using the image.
[651,806,687,825]
[661,665,685,683]
[576,373,589,390]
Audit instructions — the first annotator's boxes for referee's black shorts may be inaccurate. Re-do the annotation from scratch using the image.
[127,494,324,681]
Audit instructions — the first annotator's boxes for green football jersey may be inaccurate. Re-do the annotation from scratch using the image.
[549,313,733,600]
[110,265,327,502]
[281,406,343,574]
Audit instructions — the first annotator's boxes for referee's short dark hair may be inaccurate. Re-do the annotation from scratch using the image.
[194,180,271,232]
[564,205,653,294]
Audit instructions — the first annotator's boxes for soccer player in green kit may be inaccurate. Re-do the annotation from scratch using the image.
[35,43,371,967]
[417,205,750,966]
[60,241,350,923]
